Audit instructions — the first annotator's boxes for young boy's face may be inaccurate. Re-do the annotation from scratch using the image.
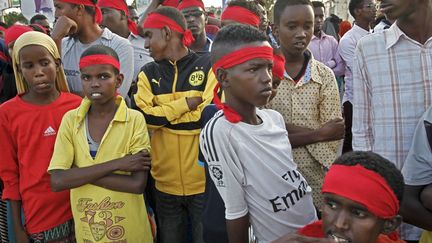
[18,45,59,95]
[143,28,168,61]
[222,41,273,108]
[274,4,314,57]
[80,64,122,103]
[322,193,386,243]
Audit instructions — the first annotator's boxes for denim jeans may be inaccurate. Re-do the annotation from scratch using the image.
[154,189,205,243]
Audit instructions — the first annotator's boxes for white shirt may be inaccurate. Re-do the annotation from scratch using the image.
[62,28,134,98]
[200,109,317,243]
[128,33,153,81]
[338,24,369,103]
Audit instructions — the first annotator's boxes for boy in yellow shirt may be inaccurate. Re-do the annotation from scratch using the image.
[48,45,153,243]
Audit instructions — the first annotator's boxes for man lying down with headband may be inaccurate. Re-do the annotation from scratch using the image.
[274,151,406,243]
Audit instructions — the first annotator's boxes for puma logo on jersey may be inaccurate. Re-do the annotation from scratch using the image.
[151,78,161,87]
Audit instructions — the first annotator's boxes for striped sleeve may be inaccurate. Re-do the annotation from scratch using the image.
[199,115,248,220]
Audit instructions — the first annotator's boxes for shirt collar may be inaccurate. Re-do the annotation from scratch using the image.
[283,51,323,85]
[312,32,330,40]
[352,24,370,35]
[76,96,129,125]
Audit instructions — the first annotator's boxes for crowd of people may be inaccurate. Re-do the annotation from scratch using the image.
[0,0,430,242]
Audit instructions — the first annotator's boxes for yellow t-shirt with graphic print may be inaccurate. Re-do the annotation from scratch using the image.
[49,97,153,243]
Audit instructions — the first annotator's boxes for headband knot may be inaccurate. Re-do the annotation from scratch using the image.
[272,53,286,80]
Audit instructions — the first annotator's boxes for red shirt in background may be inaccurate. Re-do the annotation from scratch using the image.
[0,92,81,233]
[162,0,179,7]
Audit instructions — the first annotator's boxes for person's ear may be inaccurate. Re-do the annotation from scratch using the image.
[216,68,230,89]
[162,26,172,41]
[55,58,61,70]
[381,215,402,235]
[115,73,124,89]
[76,3,86,17]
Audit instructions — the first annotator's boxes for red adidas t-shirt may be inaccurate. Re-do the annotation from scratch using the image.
[0,92,81,233]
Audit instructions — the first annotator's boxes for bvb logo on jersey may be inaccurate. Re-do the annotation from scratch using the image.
[188,70,205,86]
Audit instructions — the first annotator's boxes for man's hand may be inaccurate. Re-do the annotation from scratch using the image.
[272,233,337,243]
[115,150,151,172]
[186,97,203,111]
[51,16,78,41]
[318,118,345,142]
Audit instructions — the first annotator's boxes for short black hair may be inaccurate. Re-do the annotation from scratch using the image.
[349,0,364,18]
[312,1,325,9]
[80,45,120,74]
[152,7,187,31]
[274,0,312,24]
[211,24,268,67]
[30,14,48,24]
[332,151,404,203]
[226,0,261,18]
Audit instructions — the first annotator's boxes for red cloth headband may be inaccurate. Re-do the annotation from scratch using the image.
[79,54,120,71]
[322,164,399,219]
[4,25,33,46]
[221,6,260,27]
[212,46,273,72]
[143,12,195,47]
[178,0,205,10]
[98,0,138,35]
[272,53,285,80]
[212,46,273,123]
[60,0,102,24]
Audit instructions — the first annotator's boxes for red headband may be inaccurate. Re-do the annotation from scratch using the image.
[322,164,399,219]
[98,0,138,35]
[212,46,273,123]
[272,53,285,80]
[213,46,273,72]
[60,0,102,24]
[221,6,260,28]
[143,12,195,47]
[178,0,205,10]
[79,54,120,71]
[4,25,33,46]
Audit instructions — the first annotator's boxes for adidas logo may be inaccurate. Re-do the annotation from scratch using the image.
[43,126,56,137]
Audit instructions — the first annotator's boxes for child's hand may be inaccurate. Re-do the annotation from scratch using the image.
[318,118,345,142]
[272,233,337,243]
[186,97,203,110]
[117,151,151,172]
[51,16,78,40]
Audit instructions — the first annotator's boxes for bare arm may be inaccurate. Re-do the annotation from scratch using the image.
[91,171,148,194]
[226,214,249,243]
[10,200,30,243]
[287,118,345,148]
[50,16,78,54]
[50,152,149,192]
[400,185,432,231]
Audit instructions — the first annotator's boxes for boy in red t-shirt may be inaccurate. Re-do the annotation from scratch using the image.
[0,31,81,242]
